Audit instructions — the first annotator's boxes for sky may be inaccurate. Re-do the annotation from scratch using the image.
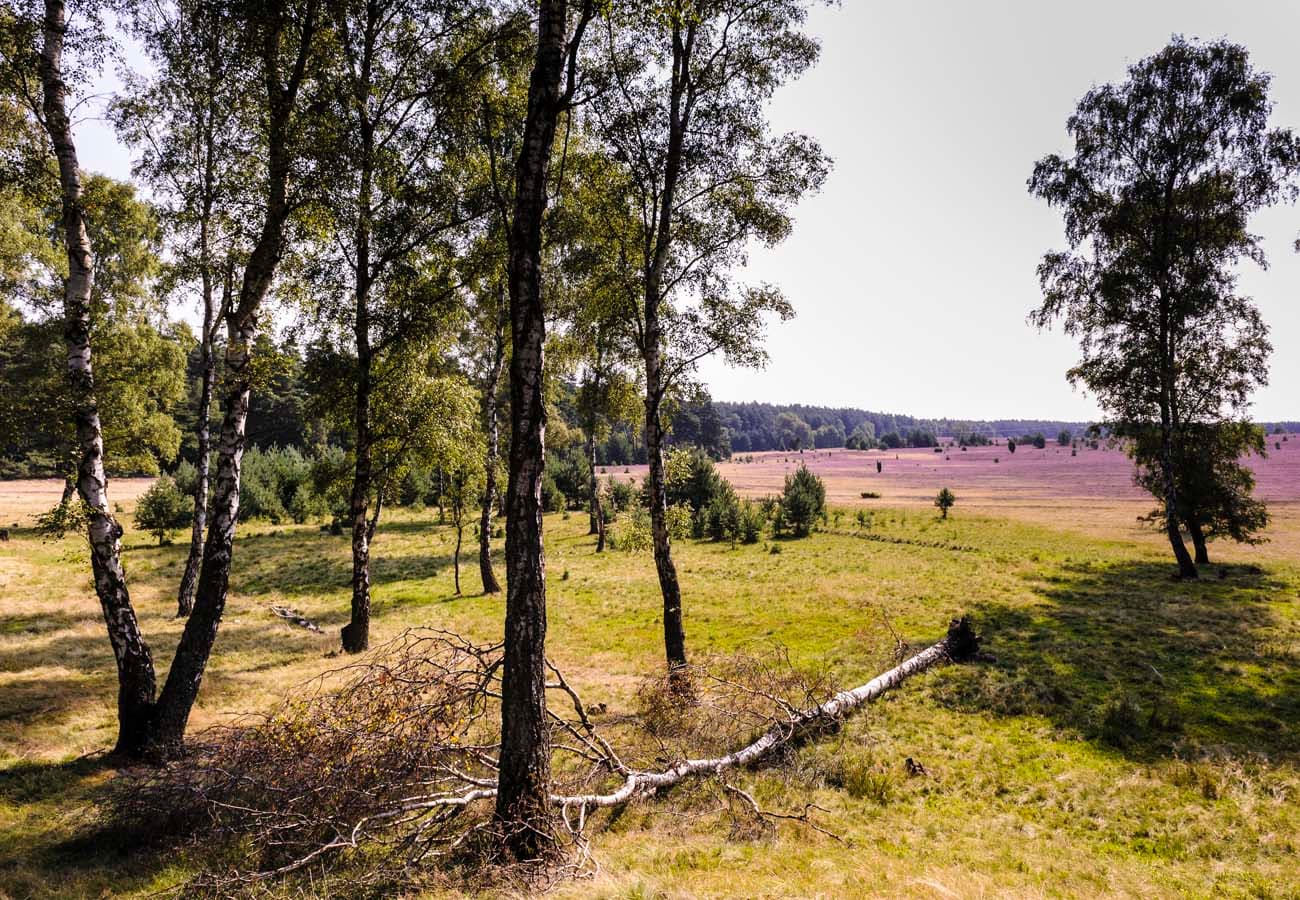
[73,1,1300,422]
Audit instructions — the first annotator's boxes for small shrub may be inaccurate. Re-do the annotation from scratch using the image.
[860,491,880,499]
[609,506,652,553]
[604,476,638,516]
[134,476,192,545]
[665,503,693,541]
[777,465,826,537]
[541,471,566,513]
[736,500,765,543]
[934,487,956,519]
[1100,695,1144,747]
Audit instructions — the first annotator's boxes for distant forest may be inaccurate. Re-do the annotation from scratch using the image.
[4,332,1296,476]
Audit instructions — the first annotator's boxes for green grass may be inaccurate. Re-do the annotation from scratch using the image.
[1,503,1299,898]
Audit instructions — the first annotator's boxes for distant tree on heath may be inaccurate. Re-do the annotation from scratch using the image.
[1058,429,1072,447]
[1030,37,1299,577]
[934,487,956,519]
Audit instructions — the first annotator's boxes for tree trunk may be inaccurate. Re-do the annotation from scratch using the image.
[37,0,158,758]
[645,382,686,670]
[479,309,504,594]
[495,0,582,860]
[640,16,692,672]
[343,348,373,653]
[1188,517,1209,565]
[343,153,375,654]
[178,260,223,617]
[454,521,463,595]
[588,430,605,552]
[150,315,255,756]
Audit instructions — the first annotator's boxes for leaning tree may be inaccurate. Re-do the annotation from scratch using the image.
[1030,36,1299,577]
[586,0,829,669]
[3,0,328,758]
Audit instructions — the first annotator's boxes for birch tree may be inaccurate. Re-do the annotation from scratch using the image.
[586,0,828,670]
[1030,37,1299,577]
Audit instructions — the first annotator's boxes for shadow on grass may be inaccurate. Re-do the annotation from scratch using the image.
[0,757,174,898]
[936,560,1300,759]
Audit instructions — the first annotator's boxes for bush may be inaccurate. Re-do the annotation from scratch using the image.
[736,500,765,543]
[777,465,825,537]
[549,444,589,509]
[604,476,637,515]
[172,459,200,497]
[311,445,352,525]
[666,503,693,540]
[134,476,192,544]
[934,487,956,519]
[541,471,566,513]
[241,446,322,524]
[664,448,730,514]
[608,505,652,552]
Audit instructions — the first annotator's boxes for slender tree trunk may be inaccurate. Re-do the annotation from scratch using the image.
[588,429,605,552]
[343,163,375,654]
[479,310,504,594]
[37,0,158,758]
[640,17,693,671]
[343,335,373,653]
[1155,285,1196,578]
[586,431,598,534]
[1188,517,1209,565]
[150,315,255,755]
[454,519,463,595]
[146,0,317,757]
[645,380,686,669]
[495,0,584,860]
[178,260,223,617]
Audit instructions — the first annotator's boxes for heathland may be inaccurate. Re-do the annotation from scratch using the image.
[3,446,1298,898]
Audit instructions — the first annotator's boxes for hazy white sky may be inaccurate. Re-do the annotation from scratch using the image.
[76,1,1300,421]
[695,0,1300,421]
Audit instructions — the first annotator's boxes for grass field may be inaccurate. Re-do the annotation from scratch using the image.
[1,472,1299,898]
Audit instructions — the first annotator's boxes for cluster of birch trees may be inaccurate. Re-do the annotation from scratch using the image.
[1,0,828,856]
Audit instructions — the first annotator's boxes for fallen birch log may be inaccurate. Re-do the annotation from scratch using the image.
[551,615,980,812]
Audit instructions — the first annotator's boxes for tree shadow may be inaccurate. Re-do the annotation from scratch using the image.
[0,757,176,898]
[936,560,1300,760]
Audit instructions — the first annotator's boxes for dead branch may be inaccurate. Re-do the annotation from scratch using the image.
[269,605,323,633]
